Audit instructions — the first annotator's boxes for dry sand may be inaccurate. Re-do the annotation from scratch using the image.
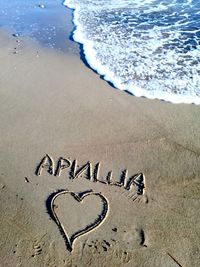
[0,19,200,267]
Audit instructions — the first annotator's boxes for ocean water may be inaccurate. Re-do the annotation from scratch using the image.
[0,0,76,52]
[64,0,200,104]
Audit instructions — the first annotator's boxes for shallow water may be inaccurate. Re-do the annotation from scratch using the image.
[0,0,77,53]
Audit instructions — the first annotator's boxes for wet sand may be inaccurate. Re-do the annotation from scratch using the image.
[0,2,200,267]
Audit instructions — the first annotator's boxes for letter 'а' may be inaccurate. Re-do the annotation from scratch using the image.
[36,154,54,176]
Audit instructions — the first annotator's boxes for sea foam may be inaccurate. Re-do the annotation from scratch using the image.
[64,0,200,104]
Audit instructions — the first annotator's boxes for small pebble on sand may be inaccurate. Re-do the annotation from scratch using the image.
[12,33,19,37]
[38,4,45,8]
[0,184,5,189]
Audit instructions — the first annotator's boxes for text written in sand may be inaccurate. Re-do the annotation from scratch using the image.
[35,154,146,195]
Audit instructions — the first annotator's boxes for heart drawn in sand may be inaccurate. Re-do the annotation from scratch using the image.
[47,190,109,252]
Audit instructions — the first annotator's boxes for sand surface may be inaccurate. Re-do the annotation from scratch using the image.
[0,4,200,267]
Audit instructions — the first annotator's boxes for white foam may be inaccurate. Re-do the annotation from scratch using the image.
[64,0,200,104]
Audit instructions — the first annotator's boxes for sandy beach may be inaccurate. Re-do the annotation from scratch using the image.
[0,2,200,267]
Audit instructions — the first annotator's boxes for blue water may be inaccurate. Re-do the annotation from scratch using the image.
[0,0,74,52]
[64,0,200,104]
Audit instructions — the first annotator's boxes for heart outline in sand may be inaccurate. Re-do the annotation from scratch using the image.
[47,189,109,252]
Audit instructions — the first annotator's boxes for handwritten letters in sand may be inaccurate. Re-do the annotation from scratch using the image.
[35,154,146,195]
[35,154,146,252]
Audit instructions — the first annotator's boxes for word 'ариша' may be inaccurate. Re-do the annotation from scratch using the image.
[35,154,146,195]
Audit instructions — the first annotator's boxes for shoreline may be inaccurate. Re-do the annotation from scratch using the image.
[0,2,200,266]
[64,0,200,105]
